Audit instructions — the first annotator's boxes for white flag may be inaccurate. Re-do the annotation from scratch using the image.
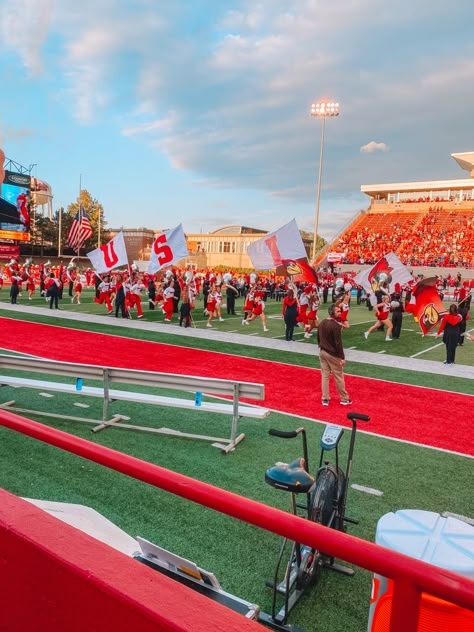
[353,252,413,297]
[148,224,188,274]
[247,219,306,270]
[86,232,128,273]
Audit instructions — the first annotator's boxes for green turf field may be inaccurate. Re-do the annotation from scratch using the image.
[0,292,472,632]
[1,287,473,368]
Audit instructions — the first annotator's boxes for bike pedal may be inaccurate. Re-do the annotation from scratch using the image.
[343,516,359,525]
[265,580,275,589]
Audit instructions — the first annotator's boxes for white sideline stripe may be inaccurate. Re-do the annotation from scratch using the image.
[263,406,474,460]
[351,484,384,497]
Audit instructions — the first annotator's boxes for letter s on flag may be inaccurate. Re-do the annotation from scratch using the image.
[100,240,119,268]
[153,234,173,265]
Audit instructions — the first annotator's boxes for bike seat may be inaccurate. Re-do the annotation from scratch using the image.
[265,458,315,493]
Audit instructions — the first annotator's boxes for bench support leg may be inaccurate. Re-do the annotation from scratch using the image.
[92,414,126,433]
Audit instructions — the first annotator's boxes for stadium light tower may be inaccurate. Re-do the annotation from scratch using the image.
[310,99,340,262]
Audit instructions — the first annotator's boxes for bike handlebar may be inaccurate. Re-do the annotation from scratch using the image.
[268,428,305,439]
[346,412,370,422]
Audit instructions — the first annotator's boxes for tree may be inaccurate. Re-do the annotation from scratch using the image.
[299,230,326,257]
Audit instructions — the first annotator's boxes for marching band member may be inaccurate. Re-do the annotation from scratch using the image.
[10,273,22,304]
[114,273,129,318]
[27,273,35,300]
[128,274,145,318]
[162,278,176,322]
[298,286,310,330]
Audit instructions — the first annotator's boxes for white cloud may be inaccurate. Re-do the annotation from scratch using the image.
[360,141,390,154]
[1,0,54,76]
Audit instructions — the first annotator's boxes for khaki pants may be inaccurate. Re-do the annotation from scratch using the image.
[319,349,349,401]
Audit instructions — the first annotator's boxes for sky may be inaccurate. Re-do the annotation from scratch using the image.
[0,0,473,241]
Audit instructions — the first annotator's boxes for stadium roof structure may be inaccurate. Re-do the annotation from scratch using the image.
[451,151,474,173]
[209,225,266,235]
[361,152,474,198]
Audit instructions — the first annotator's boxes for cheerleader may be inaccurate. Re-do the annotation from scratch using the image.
[335,291,351,329]
[304,291,320,338]
[71,278,83,304]
[364,294,393,341]
[206,283,218,327]
[243,291,269,332]
[241,287,255,325]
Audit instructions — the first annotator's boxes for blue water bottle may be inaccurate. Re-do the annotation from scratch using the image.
[194,391,202,407]
[76,377,83,391]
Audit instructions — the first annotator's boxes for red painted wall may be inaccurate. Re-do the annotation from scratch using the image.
[0,489,264,632]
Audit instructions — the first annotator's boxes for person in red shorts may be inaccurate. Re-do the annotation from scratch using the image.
[364,294,393,341]
[94,275,113,313]
[72,278,83,304]
[243,291,269,332]
[206,283,218,327]
[305,291,320,338]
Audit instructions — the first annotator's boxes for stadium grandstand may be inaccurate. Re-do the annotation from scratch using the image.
[319,152,474,269]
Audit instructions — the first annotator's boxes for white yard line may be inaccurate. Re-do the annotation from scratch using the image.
[411,341,445,358]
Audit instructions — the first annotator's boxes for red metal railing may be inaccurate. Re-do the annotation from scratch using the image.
[1,409,473,631]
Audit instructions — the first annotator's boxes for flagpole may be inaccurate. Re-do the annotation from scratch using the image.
[77,175,82,260]
[98,208,101,247]
[58,207,62,258]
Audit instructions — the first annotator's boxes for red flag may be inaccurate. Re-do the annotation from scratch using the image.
[276,257,318,283]
[406,277,447,335]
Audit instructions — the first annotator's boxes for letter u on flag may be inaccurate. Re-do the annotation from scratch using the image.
[86,232,129,273]
[148,224,188,274]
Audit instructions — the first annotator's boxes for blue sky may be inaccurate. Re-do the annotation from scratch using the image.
[1,0,473,240]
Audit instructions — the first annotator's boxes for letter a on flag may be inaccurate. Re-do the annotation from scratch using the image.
[87,232,129,273]
[148,224,189,274]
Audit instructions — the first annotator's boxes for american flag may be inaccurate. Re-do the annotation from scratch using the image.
[67,206,93,252]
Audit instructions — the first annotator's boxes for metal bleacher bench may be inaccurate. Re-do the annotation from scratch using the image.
[0,354,269,453]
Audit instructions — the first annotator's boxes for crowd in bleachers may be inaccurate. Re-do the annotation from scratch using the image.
[336,207,474,267]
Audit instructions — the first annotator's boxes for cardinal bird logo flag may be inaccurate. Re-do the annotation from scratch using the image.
[87,232,129,273]
[247,219,317,283]
[148,224,189,274]
[405,276,448,335]
[354,252,413,298]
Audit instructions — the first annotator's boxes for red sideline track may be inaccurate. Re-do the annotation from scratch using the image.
[1,318,472,456]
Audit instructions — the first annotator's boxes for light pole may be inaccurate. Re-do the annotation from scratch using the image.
[310,100,340,262]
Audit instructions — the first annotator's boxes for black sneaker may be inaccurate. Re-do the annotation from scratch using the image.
[322,399,329,406]
[340,399,353,406]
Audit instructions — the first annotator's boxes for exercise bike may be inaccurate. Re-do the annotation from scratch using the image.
[260,411,370,630]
